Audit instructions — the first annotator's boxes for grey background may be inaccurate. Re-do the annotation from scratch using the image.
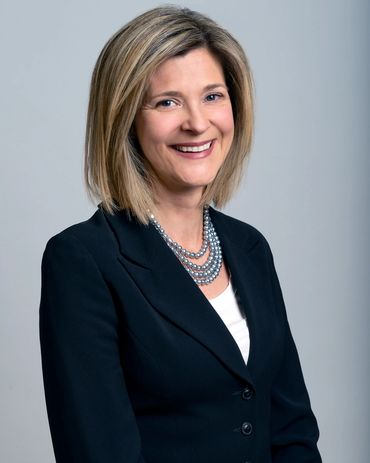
[1,0,369,461]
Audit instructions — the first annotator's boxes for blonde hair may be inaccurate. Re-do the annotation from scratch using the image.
[85,5,254,224]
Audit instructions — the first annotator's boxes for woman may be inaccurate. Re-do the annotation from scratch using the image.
[40,6,322,463]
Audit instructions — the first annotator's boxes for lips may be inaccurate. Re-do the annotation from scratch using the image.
[171,140,215,158]
[174,141,212,153]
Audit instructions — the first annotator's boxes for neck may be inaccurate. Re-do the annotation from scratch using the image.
[150,202,223,286]
[151,198,206,252]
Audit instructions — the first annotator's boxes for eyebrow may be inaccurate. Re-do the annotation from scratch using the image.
[149,83,228,100]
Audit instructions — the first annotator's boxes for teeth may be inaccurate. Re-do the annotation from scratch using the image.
[175,142,212,153]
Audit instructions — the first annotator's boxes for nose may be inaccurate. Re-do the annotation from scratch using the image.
[180,103,210,134]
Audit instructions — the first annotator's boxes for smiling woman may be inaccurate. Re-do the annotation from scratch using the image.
[39,5,322,463]
[84,7,253,225]
[135,48,235,198]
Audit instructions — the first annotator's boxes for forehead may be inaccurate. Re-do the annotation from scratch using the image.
[147,48,226,93]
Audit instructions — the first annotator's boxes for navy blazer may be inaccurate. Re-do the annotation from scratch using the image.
[39,206,321,463]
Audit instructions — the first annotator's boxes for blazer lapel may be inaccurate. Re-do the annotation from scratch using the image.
[210,209,263,385]
[103,207,256,386]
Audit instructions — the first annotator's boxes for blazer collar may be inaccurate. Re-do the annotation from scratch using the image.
[103,206,261,386]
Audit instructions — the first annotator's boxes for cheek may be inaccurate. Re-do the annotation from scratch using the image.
[137,113,179,150]
[135,115,177,171]
[215,105,234,139]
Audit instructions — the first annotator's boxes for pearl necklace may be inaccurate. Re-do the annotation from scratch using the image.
[149,206,223,285]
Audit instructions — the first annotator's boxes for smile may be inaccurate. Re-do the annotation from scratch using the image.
[173,141,213,153]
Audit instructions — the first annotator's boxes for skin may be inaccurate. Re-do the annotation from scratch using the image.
[135,48,234,298]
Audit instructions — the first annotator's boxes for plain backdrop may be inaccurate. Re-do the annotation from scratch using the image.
[1,1,369,462]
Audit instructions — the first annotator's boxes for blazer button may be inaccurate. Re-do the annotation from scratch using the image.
[242,387,253,400]
[241,422,253,436]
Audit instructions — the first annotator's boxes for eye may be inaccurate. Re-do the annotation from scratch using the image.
[205,93,223,102]
[155,99,176,108]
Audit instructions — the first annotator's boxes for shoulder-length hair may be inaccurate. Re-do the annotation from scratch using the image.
[85,6,254,224]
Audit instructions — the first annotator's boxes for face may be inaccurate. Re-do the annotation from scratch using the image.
[135,47,234,202]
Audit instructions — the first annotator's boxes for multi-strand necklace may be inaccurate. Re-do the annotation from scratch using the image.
[149,206,223,285]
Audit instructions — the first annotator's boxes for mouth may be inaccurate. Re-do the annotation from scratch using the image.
[171,140,215,158]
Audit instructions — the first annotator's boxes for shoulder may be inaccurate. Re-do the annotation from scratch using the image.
[209,207,272,256]
[43,206,119,263]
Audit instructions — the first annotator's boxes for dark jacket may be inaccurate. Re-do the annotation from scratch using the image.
[39,206,321,463]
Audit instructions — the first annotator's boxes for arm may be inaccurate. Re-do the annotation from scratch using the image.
[267,245,322,462]
[39,233,146,463]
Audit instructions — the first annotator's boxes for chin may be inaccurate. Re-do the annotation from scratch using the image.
[181,176,216,189]
[180,170,219,187]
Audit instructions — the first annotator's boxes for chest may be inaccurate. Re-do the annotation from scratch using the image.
[101,245,285,404]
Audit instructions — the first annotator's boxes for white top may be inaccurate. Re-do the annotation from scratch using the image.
[208,280,250,364]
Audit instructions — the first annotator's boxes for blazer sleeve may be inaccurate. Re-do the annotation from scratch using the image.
[266,243,322,462]
[39,232,147,463]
